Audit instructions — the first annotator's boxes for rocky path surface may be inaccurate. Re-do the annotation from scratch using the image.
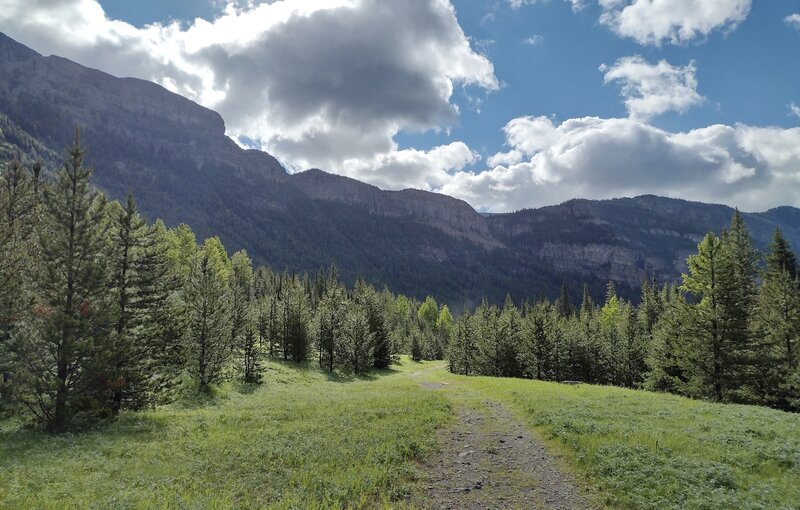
[409,371,595,509]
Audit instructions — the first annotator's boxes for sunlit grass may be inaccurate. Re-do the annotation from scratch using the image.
[3,359,798,509]
[420,364,800,510]
[0,359,451,509]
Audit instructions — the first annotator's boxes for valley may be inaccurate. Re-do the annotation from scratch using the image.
[2,359,798,509]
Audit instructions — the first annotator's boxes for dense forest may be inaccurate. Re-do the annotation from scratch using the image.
[448,215,800,411]
[1,131,798,434]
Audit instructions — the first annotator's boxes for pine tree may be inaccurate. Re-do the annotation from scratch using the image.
[229,251,254,353]
[343,305,374,374]
[241,317,261,383]
[15,131,115,430]
[410,329,423,362]
[680,232,744,401]
[317,284,345,372]
[525,302,553,380]
[185,250,230,388]
[435,305,454,365]
[132,220,182,401]
[448,311,475,375]
[722,211,759,401]
[753,229,800,408]
[283,277,311,362]
[369,297,392,369]
[108,193,149,414]
[555,283,573,318]
[0,158,38,409]
[645,290,688,394]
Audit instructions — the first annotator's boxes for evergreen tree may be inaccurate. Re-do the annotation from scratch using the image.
[680,232,743,401]
[342,305,374,373]
[241,316,261,383]
[283,277,311,362]
[108,193,150,413]
[753,229,800,408]
[410,329,423,362]
[230,251,254,349]
[185,250,230,388]
[14,131,115,430]
[645,290,688,394]
[722,211,759,401]
[555,283,573,318]
[524,302,553,380]
[317,284,345,372]
[0,158,38,409]
[448,311,475,375]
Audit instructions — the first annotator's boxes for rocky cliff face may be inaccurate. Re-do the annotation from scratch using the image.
[1,32,798,305]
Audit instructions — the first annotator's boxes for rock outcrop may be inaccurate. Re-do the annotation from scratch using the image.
[1,32,798,305]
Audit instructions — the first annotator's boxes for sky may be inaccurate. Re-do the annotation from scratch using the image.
[0,0,798,212]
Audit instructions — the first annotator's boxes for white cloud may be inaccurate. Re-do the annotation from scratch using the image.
[790,103,800,119]
[0,0,497,177]
[508,0,585,12]
[787,14,800,31]
[598,0,751,46]
[523,34,544,45]
[601,56,704,120]
[439,116,800,212]
[341,142,479,191]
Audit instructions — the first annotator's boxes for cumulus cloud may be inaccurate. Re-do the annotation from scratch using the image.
[439,115,800,212]
[790,103,800,119]
[598,0,751,46]
[786,14,800,31]
[508,0,585,12]
[0,0,497,179]
[341,142,479,191]
[601,56,704,120]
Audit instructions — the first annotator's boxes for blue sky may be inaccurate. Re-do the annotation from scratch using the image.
[3,0,800,211]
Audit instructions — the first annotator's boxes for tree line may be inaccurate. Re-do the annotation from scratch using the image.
[448,213,800,411]
[2,131,797,433]
[0,132,457,431]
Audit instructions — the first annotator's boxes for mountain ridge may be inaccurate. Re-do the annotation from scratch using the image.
[1,32,797,306]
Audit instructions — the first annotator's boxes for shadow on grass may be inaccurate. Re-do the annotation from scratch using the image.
[0,411,169,461]
[265,356,402,384]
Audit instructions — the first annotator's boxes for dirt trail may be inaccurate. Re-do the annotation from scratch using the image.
[410,374,595,509]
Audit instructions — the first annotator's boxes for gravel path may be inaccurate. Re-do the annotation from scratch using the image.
[410,390,595,509]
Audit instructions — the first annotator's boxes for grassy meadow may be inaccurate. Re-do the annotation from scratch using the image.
[419,367,800,510]
[0,360,451,509]
[1,359,799,509]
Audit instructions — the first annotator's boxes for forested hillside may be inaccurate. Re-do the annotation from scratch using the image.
[1,32,798,307]
[449,213,800,410]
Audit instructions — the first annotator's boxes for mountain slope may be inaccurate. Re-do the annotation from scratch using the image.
[0,32,797,305]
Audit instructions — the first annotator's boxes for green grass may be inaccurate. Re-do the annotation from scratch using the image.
[2,359,799,509]
[419,365,800,510]
[0,359,451,509]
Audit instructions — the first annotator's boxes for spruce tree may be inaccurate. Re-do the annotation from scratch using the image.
[722,211,759,401]
[555,283,573,318]
[753,229,800,408]
[645,290,688,394]
[525,302,553,380]
[681,232,742,401]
